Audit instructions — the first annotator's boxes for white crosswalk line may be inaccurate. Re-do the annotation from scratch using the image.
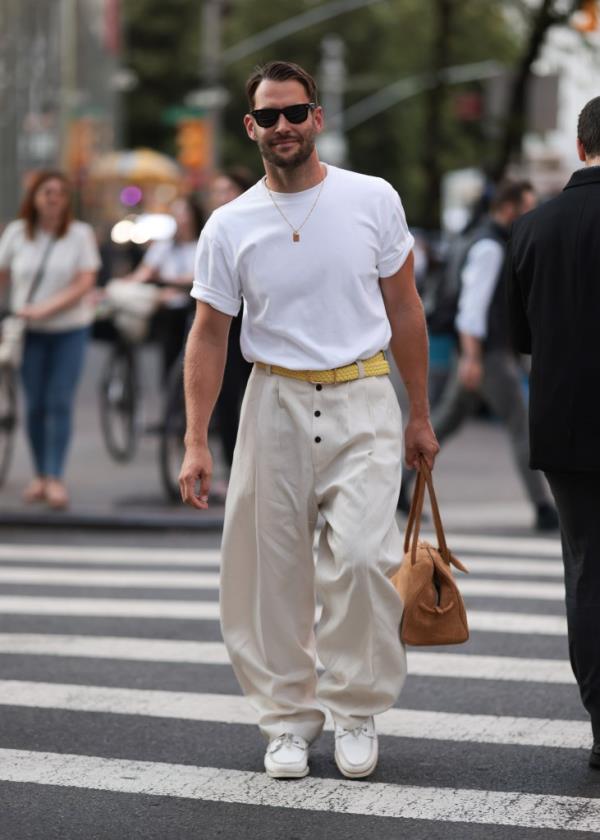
[461,556,564,577]
[0,596,220,619]
[0,633,576,684]
[0,748,598,831]
[459,579,565,600]
[0,544,221,567]
[0,681,590,749]
[468,610,567,635]
[0,568,222,588]
[0,564,564,588]
[421,533,562,557]
[0,596,567,634]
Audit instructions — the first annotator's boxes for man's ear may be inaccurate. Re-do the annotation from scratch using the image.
[576,137,587,162]
[314,106,325,134]
[243,114,257,142]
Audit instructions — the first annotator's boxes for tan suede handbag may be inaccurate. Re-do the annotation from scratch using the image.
[391,458,469,646]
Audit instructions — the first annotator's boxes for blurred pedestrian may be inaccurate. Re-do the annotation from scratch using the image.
[206,169,254,494]
[506,96,600,768]
[0,170,100,509]
[399,180,558,532]
[180,60,438,780]
[122,195,205,382]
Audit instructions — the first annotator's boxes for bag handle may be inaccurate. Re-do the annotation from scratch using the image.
[403,455,468,572]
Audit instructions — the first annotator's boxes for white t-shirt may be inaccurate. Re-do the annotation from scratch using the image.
[143,239,196,282]
[192,164,414,369]
[0,219,101,332]
[454,238,505,339]
[143,238,196,309]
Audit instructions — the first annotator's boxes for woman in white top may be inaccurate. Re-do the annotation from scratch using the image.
[123,196,204,381]
[0,170,100,508]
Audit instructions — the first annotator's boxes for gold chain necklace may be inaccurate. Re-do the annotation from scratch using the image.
[263,174,326,243]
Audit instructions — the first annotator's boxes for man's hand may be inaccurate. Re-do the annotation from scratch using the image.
[404,415,439,470]
[179,444,213,510]
[458,355,483,391]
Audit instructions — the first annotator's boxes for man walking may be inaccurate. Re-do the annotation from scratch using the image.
[400,181,558,531]
[179,61,438,779]
[506,96,600,768]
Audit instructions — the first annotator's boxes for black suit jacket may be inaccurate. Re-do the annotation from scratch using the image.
[506,166,600,471]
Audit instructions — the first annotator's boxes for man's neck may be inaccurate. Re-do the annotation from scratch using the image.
[585,155,600,167]
[263,154,325,193]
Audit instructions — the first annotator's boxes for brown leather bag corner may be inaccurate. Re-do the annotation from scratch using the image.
[390,458,469,646]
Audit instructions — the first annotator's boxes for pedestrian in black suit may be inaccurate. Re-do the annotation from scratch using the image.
[506,95,600,770]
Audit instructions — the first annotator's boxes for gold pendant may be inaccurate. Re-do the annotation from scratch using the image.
[292,231,300,243]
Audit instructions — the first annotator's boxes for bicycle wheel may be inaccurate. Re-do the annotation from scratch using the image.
[0,365,17,487]
[159,359,185,501]
[99,340,140,462]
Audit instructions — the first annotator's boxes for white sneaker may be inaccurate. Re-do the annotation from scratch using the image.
[334,716,378,779]
[264,733,309,779]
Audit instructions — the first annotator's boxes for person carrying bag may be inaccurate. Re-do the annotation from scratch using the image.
[391,457,469,646]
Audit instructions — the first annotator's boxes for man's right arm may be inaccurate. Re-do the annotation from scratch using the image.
[179,301,232,509]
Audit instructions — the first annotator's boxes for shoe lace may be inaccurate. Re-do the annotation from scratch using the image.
[336,723,375,741]
[269,733,305,754]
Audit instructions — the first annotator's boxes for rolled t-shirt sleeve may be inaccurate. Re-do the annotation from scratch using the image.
[191,230,241,317]
[377,185,415,278]
[0,221,21,270]
[77,224,102,272]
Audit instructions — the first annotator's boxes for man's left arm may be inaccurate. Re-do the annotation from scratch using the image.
[380,251,439,470]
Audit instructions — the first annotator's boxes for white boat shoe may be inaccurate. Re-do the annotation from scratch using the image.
[264,733,310,779]
[334,716,378,779]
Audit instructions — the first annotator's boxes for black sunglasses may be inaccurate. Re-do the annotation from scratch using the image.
[250,102,317,128]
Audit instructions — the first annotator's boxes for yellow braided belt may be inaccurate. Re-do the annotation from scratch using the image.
[255,351,390,384]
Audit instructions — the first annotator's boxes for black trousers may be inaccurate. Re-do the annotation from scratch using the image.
[545,470,600,739]
[215,313,252,468]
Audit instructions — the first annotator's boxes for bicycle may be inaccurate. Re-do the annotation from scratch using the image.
[0,363,17,487]
[97,327,141,463]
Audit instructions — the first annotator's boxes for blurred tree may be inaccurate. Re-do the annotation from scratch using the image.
[122,0,202,154]
[490,0,588,182]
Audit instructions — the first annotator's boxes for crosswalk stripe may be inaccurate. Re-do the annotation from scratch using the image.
[0,633,575,684]
[459,580,565,600]
[422,533,561,557]
[0,748,598,831]
[0,568,222,588]
[460,556,563,577]
[0,680,589,749]
[468,610,566,635]
[0,569,566,599]
[0,596,566,634]
[0,545,221,567]
[0,596,221,619]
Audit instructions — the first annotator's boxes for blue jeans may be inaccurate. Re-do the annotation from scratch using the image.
[21,327,89,478]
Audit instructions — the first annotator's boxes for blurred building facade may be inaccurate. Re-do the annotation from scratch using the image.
[0,0,121,225]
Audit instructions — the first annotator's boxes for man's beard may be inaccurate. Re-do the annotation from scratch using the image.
[258,132,315,169]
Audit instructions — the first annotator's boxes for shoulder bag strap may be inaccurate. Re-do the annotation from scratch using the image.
[23,235,57,306]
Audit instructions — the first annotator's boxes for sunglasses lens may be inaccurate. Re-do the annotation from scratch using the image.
[253,109,278,128]
[283,105,309,124]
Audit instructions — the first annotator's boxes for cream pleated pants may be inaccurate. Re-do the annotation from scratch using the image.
[220,366,407,743]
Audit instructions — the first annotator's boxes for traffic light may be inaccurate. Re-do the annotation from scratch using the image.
[573,0,599,32]
[175,119,211,170]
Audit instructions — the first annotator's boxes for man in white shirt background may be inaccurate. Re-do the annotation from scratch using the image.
[179,60,438,781]
[428,180,558,532]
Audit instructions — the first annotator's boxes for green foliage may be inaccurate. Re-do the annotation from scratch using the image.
[122,0,521,220]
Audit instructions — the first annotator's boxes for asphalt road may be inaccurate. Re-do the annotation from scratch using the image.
[0,524,598,840]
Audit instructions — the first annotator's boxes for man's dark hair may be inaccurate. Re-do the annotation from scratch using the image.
[490,179,534,212]
[245,61,318,109]
[577,96,600,158]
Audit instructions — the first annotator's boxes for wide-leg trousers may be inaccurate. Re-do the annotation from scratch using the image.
[545,471,600,740]
[220,367,407,743]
